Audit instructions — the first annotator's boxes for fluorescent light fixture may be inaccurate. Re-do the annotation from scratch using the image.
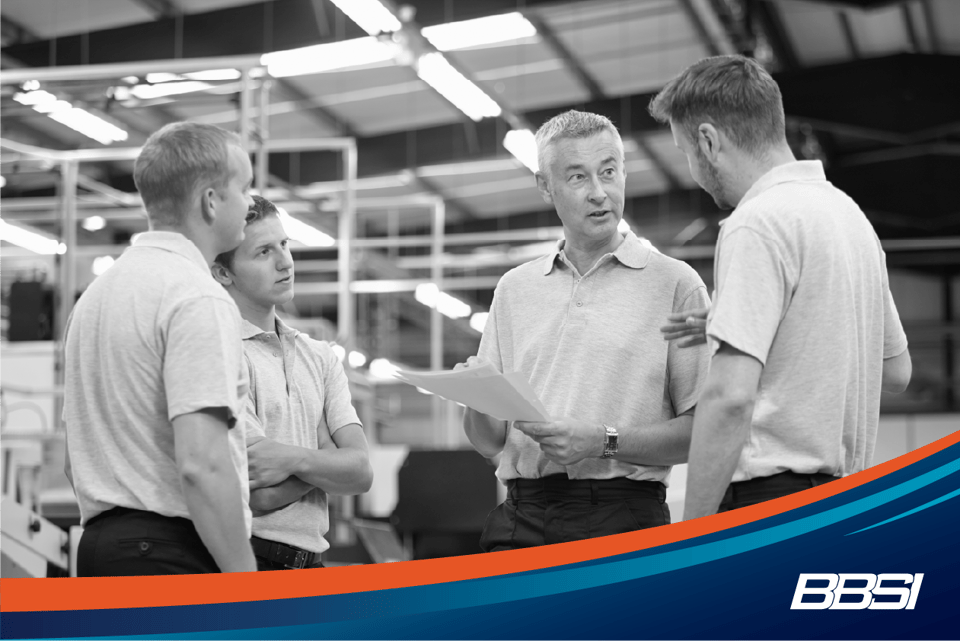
[82,216,107,232]
[422,12,537,51]
[261,37,393,78]
[368,357,401,381]
[0,220,66,255]
[331,344,346,362]
[13,90,128,144]
[22,80,40,91]
[129,81,212,100]
[92,255,115,276]
[469,312,489,333]
[414,282,472,319]
[417,52,501,121]
[276,207,335,247]
[504,129,538,172]
[617,218,630,234]
[146,69,241,84]
[0,176,6,189]
[120,76,139,84]
[416,387,433,395]
[330,0,401,35]
[348,350,368,368]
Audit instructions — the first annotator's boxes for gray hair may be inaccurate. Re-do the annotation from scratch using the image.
[648,55,786,155]
[535,110,623,177]
[134,121,242,225]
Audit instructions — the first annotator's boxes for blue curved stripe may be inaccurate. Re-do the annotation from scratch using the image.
[845,486,960,535]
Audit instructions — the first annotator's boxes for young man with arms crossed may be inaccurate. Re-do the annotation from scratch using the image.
[213,195,373,570]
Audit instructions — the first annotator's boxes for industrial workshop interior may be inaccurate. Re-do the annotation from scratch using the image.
[0,0,958,578]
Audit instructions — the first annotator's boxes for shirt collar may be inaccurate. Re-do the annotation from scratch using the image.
[542,230,650,275]
[738,160,827,208]
[132,231,210,273]
[240,316,300,341]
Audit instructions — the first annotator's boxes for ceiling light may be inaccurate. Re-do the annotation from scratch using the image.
[330,0,401,35]
[276,207,335,247]
[185,69,243,81]
[422,12,537,52]
[121,76,139,84]
[331,344,346,362]
[416,52,501,121]
[0,220,66,255]
[261,37,394,77]
[22,80,40,91]
[504,129,538,172]
[92,255,115,276]
[13,90,128,144]
[348,350,367,368]
[145,72,184,84]
[414,282,472,319]
[469,312,489,333]
[82,216,107,232]
[0,176,6,189]
[129,81,212,100]
[617,219,631,234]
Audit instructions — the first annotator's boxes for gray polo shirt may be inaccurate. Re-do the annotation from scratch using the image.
[241,317,361,553]
[63,232,251,533]
[478,231,711,484]
[707,161,908,481]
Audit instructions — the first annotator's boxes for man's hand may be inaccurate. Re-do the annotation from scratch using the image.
[247,435,299,489]
[453,355,485,371]
[661,307,709,348]
[514,418,604,466]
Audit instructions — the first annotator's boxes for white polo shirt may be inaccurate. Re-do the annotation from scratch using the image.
[478,231,711,484]
[63,232,251,533]
[707,161,908,481]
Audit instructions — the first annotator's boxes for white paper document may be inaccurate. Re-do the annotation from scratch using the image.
[395,363,551,422]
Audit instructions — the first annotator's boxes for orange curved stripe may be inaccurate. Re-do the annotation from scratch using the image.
[3,429,957,613]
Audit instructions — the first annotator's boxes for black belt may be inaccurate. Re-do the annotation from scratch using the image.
[250,536,322,569]
[508,474,666,504]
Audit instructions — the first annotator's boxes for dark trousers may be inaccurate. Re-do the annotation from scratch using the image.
[480,474,669,552]
[78,507,219,576]
[718,471,840,513]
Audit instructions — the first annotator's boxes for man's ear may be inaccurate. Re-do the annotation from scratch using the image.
[200,187,217,225]
[535,172,553,205]
[211,262,234,287]
[697,123,722,163]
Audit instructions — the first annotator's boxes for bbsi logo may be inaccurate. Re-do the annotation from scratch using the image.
[791,573,923,610]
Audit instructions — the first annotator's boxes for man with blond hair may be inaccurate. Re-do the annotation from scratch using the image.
[651,55,911,520]
[459,110,711,550]
[64,121,257,575]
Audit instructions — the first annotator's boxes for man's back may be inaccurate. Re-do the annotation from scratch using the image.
[64,232,250,526]
[709,161,907,480]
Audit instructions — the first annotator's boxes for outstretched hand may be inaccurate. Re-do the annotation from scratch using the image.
[660,307,709,348]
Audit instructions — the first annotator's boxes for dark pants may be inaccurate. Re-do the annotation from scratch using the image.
[480,474,669,552]
[719,471,840,513]
[78,507,219,576]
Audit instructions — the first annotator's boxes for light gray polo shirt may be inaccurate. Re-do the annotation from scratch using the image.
[63,232,251,533]
[241,317,361,553]
[707,161,908,481]
[478,231,711,484]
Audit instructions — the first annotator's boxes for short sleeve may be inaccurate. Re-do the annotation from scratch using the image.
[317,342,362,435]
[880,254,908,359]
[477,287,504,371]
[708,227,792,365]
[163,297,248,426]
[667,282,712,415]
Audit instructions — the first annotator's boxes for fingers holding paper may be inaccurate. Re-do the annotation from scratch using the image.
[452,355,487,371]
[514,418,605,466]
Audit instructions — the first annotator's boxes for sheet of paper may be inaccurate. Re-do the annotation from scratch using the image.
[396,365,551,422]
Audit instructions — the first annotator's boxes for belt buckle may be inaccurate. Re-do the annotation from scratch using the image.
[286,550,308,569]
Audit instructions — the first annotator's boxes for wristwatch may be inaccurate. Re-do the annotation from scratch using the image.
[601,424,619,459]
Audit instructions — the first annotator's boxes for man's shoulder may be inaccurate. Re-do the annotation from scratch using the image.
[296,334,341,365]
[643,251,705,288]
[497,254,554,289]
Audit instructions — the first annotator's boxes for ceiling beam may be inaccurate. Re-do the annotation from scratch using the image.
[836,10,862,59]
[676,0,721,57]
[752,0,801,71]
[128,0,183,19]
[523,13,606,101]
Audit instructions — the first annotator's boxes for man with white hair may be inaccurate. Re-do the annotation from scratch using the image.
[459,110,711,550]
